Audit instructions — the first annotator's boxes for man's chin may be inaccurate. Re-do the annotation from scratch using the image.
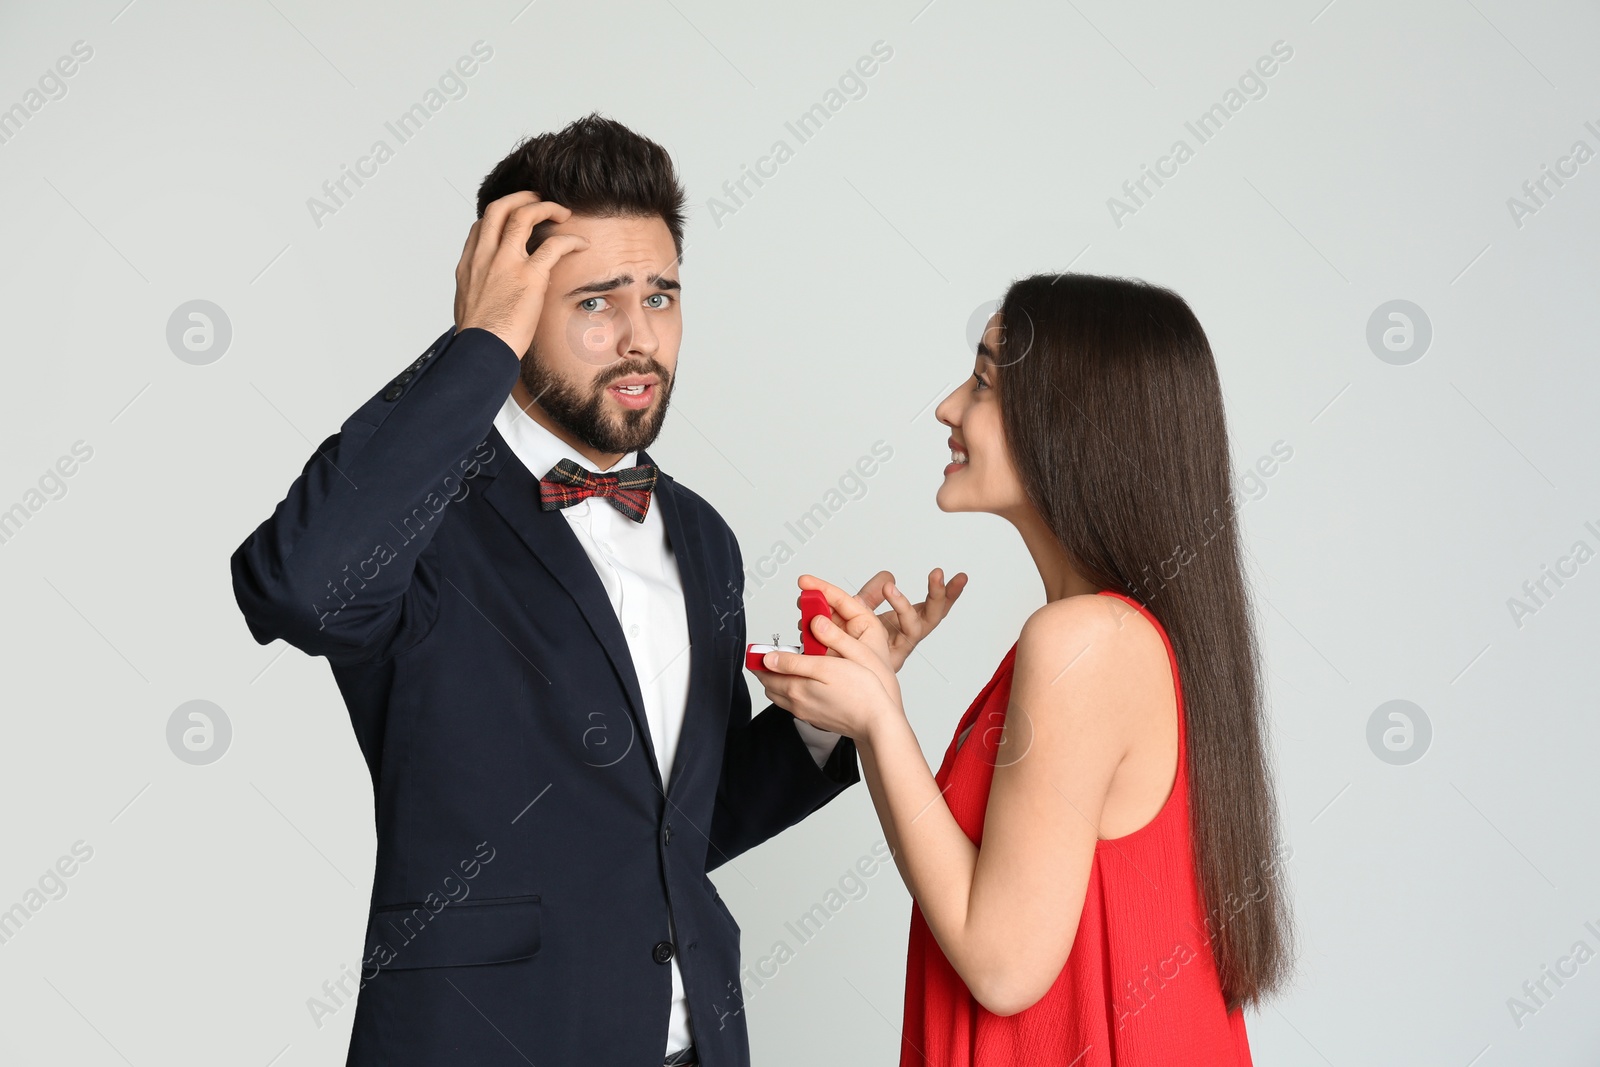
[589,408,665,455]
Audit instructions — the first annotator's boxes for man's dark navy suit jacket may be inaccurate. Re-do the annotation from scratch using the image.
[230,325,860,1067]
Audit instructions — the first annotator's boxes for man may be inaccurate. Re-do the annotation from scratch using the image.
[231,114,866,1066]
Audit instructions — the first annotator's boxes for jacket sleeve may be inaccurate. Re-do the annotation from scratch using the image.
[229,326,521,665]
[704,533,861,873]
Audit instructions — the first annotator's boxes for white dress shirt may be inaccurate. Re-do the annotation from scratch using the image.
[492,394,841,1056]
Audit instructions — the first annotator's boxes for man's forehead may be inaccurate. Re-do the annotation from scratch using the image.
[552,212,672,247]
[548,214,680,284]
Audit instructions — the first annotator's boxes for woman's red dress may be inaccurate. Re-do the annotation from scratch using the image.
[899,590,1253,1066]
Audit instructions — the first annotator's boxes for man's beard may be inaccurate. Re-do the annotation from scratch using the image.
[519,347,674,456]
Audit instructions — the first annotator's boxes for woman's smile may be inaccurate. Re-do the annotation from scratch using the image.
[945,434,969,476]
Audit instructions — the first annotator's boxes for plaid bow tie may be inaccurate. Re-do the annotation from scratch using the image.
[538,457,658,523]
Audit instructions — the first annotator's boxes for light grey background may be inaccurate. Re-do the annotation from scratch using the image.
[2,0,1597,1063]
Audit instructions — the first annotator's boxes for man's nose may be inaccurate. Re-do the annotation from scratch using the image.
[616,302,658,361]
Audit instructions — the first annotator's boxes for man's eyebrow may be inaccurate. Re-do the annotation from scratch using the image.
[565,273,682,298]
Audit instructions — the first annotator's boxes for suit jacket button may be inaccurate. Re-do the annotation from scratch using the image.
[652,940,675,964]
[395,370,414,385]
[382,384,405,401]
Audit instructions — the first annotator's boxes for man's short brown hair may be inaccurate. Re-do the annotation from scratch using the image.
[476,112,687,259]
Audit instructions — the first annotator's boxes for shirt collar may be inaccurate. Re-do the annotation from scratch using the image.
[493,392,639,481]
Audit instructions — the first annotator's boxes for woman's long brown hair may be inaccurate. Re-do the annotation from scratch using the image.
[992,272,1292,1009]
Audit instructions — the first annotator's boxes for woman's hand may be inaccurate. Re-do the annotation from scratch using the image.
[751,575,906,740]
[823,568,968,674]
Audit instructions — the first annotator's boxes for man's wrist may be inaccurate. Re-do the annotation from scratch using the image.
[453,324,525,363]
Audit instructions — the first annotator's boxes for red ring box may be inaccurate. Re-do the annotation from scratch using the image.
[746,589,830,671]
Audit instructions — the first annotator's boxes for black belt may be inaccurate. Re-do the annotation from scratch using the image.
[663,1044,697,1066]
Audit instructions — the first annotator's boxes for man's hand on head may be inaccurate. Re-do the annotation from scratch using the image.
[454,191,590,360]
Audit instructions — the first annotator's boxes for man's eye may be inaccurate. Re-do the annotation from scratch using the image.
[579,296,609,313]
[645,293,673,309]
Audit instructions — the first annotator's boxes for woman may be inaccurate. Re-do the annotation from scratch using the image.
[752,272,1293,1065]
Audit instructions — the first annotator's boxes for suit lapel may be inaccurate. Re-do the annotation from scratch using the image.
[480,431,718,803]
[646,453,718,802]
[482,428,661,785]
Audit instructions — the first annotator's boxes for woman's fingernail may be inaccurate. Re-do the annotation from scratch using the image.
[886,583,898,597]
[763,652,777,667]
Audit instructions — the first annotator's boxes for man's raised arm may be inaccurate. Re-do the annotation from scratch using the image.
[230,192,589,664]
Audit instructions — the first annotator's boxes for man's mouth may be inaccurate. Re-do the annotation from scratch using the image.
[607,376,658,410]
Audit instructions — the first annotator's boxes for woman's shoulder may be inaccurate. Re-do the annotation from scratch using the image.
[1017,592,1162,662]
[1012,593,1173,723]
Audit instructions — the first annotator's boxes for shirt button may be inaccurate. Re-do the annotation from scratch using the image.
[602,541,614,554]
[652,941,675,964]
[629,624,641,638]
